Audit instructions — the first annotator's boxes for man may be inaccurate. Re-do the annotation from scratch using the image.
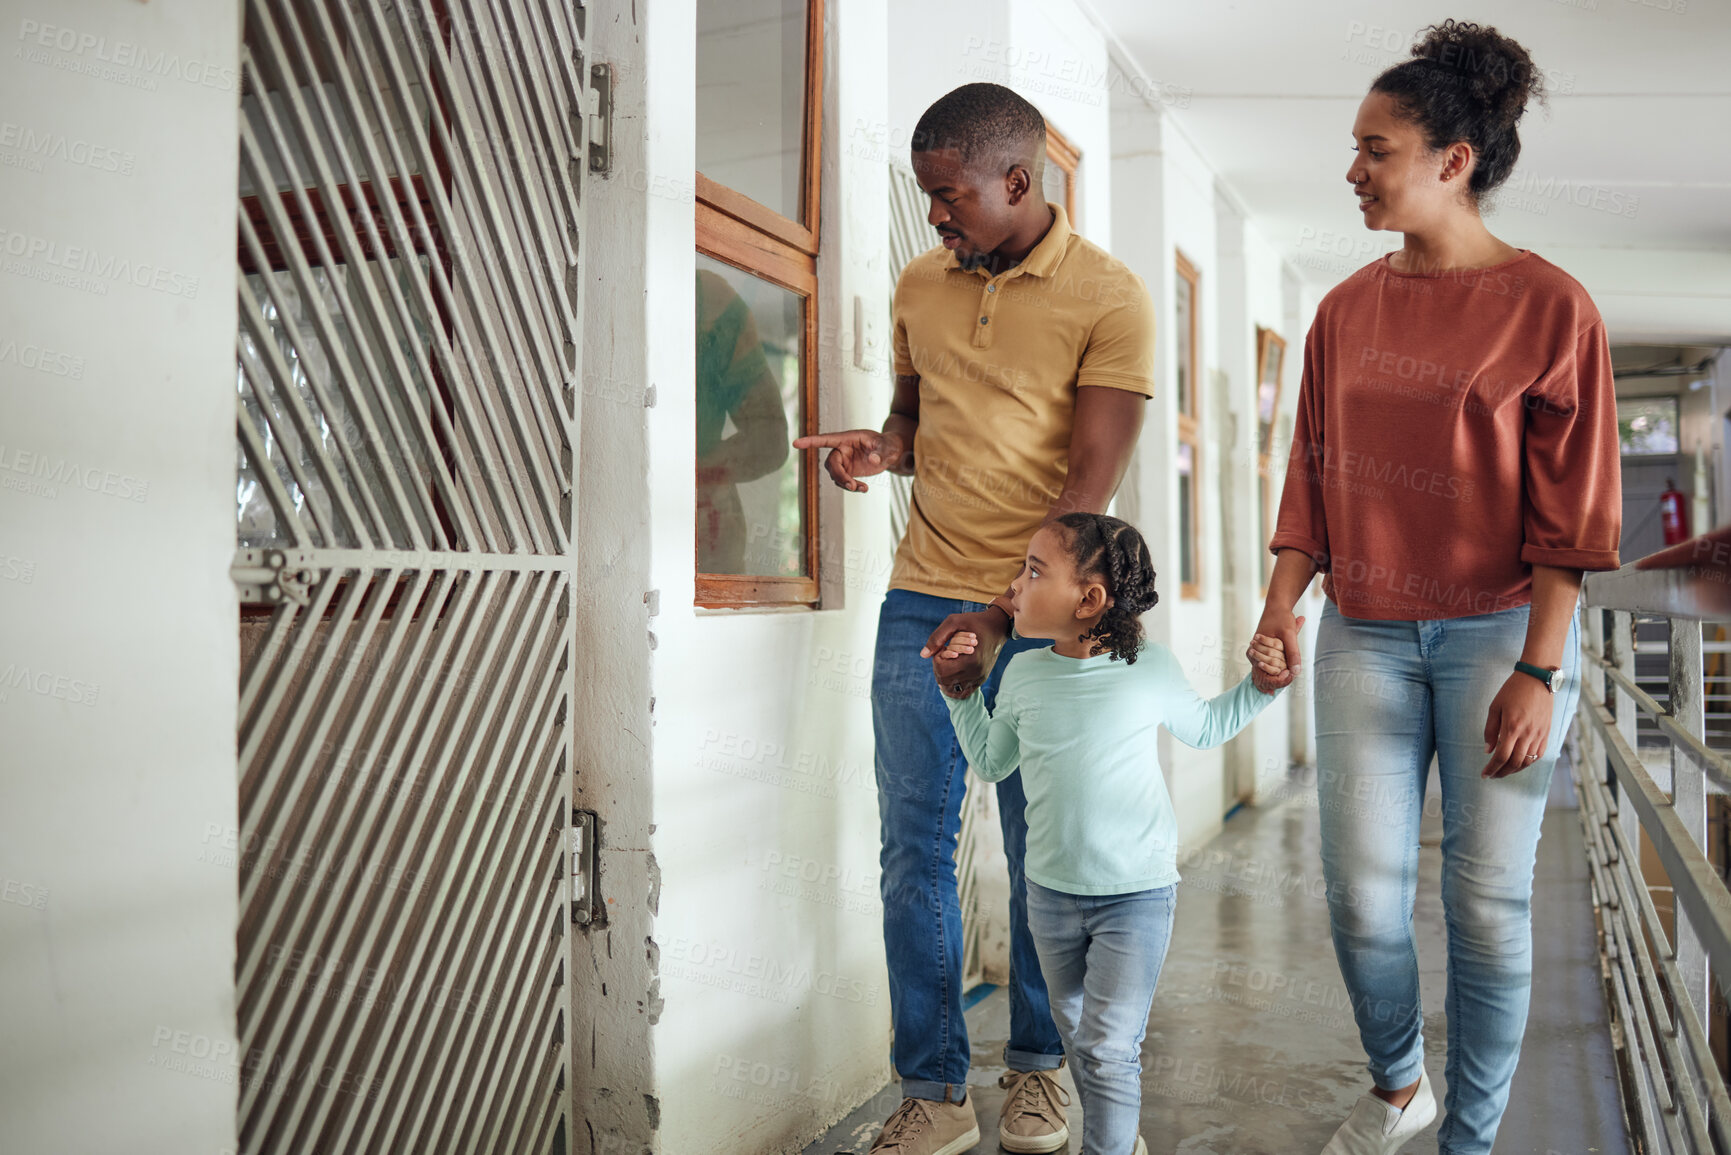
[795,83,1154,1155]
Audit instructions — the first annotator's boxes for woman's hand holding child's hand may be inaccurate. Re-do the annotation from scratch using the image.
[1248,633,1289,695]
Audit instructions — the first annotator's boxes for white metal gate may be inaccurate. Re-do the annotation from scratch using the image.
[231,1,589,1150]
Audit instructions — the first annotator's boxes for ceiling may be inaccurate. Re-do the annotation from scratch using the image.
[1086,0,1731,344]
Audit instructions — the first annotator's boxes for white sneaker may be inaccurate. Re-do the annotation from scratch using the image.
[1320,1069,1437,1154]
[1133,1137,1148,1155]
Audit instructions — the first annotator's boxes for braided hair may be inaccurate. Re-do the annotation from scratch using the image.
[1053,512,1159,663]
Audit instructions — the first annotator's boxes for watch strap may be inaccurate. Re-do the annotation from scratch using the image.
[1513,660,1557,692]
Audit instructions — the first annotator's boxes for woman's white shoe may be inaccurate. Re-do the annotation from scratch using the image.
[1319,1069,1437,1155]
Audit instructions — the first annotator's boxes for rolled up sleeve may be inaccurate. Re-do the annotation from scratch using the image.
[1520,321,1623,571]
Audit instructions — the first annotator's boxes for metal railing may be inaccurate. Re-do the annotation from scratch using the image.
[1575,560,1731,1152]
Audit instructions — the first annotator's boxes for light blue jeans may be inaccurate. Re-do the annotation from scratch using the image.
[1026,879,1176,1155]
[1313,599,1582,1155]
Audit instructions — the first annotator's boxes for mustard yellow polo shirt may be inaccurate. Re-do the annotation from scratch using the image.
[889,204,1156,603]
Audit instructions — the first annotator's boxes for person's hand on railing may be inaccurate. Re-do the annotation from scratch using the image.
[1482,673,1555,778]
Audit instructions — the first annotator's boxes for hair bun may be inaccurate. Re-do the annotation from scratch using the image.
[1372,20,1544,200]
[1412,19,1542,127]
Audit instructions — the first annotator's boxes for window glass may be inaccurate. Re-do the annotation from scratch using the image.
[696,0,808,221]
[1174,273,1193,415]
[237,259,434,549]
[695,255,805,576]
[1617,396,1679,456]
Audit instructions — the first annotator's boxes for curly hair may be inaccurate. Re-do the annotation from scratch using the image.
[1053,512,1159,663]
[1372,20,1546,205]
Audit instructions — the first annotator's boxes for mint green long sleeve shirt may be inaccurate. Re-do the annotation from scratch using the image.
[946,643,1277,896]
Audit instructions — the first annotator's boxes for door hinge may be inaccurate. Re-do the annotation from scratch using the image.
[570,809,599,925]
[587,63,613,175]
[231,548,318,606]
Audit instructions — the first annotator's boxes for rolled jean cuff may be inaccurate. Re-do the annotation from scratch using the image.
[902,1079,969,1105]
[1002,1046,1065,1072]
[1373,1050,1426,1093]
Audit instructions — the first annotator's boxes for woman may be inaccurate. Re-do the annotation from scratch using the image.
[1253,20,1622,1155]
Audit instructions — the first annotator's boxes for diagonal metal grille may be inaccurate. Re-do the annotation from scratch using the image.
[233,1,586,1151]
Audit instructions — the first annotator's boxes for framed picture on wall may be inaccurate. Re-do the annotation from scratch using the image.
[1255,325,1286,457]
[1254,326,1286,593]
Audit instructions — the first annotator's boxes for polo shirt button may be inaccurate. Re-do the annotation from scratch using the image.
[987,284,997,292]
[979,316,989,325]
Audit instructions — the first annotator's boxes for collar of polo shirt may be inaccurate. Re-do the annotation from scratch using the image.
[941,201,1073,280]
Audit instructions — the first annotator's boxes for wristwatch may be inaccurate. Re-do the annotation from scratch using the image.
[1514,660,1562,694]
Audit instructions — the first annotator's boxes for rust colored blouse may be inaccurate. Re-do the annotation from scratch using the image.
[1270,251,1622,620]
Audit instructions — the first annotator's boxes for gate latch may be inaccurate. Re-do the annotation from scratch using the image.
[231,548,318,606]
[571,810,599,925]
[587,63,612,174]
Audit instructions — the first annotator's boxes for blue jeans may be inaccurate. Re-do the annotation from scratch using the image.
[1313,599,1582,1155]
[871,588,1065,1103]
[1026,881,1175,1155]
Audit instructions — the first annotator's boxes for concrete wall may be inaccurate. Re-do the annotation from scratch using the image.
[0,1,239,1151]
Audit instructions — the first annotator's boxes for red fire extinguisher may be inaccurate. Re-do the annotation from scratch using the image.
[1660,479,1692,545]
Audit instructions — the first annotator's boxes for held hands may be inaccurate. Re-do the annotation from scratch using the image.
[1247,632,1292,695]
[1246,613,1306,692]
[923,609,1009,700]
[791,428,906,493]
[1250,612,1306,689]
[1482,672,1555,778]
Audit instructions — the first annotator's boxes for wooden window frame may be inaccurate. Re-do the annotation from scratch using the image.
[1175,250,1202,600]
[1044,121,1081,226]
[693,0,824,610]
[1254,325,1287,596]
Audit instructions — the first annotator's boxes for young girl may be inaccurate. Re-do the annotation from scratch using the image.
[940,512,1290,1155]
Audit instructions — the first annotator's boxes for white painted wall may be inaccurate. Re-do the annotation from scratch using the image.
[885,0,1007,161]
[1006,0,1112,244]
[648,3,896,1154]
[0,1,238,1151]
[885,0,1112,247]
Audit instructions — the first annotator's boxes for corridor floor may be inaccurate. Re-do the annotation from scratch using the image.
[805,759,1629,1154]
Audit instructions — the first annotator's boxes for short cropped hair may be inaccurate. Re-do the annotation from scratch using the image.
[911,83,1047,182]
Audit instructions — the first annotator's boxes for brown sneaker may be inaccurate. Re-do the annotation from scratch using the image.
[867,1096,981,1155]
[996,1068,1070,1153]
